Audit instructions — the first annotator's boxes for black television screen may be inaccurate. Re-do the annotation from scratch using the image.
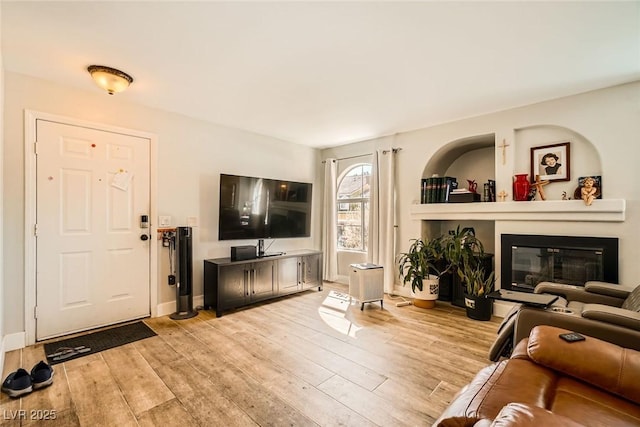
[218,174,312,240]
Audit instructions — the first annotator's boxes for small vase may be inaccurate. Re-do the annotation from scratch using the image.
[513,174,531,201]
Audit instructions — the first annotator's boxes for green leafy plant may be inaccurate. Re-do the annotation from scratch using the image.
[462,262,496,297]
[441,225,485,281]
[398,237,444,292]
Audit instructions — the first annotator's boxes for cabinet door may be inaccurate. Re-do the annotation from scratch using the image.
[300,254,321,289]
[277,257,300,294]
[219,264,247,309]
[250,261,275,301]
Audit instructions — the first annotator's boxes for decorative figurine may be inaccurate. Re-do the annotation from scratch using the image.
[498,190,508,202]
[578,176,599,206]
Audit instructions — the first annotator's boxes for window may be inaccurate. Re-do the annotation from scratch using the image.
[337,164,371,251]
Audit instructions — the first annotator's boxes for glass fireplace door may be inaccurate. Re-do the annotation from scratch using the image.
[511,246,604,291]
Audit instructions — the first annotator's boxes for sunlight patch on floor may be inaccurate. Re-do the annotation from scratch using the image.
[318,291,362,337]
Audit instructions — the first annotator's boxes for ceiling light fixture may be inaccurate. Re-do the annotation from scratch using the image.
[87,65,133,95]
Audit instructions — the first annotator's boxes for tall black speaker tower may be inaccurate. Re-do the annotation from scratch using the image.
[170,226,198,319]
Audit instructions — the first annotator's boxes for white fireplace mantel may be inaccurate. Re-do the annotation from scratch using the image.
[409,199,626,222]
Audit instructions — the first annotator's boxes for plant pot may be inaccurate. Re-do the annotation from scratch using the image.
[464,294,492,321]
[412,275,439,309]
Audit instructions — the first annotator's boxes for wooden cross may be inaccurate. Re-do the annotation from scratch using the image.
[498,139,510,165]
[498,190,508,202]
[532,175,550,200]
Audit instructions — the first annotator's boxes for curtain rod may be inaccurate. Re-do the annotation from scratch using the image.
[321,147,401,163]
[383,147,402,154]
[322,153,371,164]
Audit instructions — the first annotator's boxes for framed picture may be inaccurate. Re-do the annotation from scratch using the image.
[530,142,570,182]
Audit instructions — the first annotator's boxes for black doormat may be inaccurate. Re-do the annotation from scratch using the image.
[43,321,157,365]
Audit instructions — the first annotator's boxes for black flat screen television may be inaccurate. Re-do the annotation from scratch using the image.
[218,174,312,240]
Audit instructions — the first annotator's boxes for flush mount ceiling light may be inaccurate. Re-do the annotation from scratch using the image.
[87,65,133,95]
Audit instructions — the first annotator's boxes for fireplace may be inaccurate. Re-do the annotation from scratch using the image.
[501,234,618,292]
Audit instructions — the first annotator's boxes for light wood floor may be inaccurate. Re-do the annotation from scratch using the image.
[1,283,500,426]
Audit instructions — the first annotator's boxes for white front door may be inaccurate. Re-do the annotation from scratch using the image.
[35,119,151,340]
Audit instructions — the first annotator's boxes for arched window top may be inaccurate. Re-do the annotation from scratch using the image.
[338,164,372,200]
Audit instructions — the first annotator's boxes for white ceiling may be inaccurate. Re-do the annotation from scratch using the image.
[2,2,639,148]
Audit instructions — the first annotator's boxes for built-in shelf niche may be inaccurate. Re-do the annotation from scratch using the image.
[423,133,495,187]
[421,133,497,252]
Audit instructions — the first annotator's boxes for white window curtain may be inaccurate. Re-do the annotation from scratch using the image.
[322,158,338,281]
[367,149,396,293]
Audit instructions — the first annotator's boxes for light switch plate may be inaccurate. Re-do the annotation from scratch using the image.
[187,216,198,227]
[159,216,172,227]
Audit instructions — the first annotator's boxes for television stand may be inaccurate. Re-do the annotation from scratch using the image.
[204,249,323,317]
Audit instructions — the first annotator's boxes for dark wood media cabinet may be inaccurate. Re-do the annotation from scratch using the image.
[204,249,323,317]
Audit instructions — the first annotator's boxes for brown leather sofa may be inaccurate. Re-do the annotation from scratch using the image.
[434,325,640,426]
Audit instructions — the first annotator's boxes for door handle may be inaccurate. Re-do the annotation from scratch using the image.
[140,234,149,241]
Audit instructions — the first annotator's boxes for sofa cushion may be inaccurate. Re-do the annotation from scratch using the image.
[581,303,640,331]
[585,281,634,299]
[621,285,640,312]
[526,325,640,405]
[434,358,557,426]
[551,377,640,427]
[489,402,584,426]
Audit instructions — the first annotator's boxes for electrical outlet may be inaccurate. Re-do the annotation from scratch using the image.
[159,215,172,227]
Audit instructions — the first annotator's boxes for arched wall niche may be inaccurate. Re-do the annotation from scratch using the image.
[422,133,495,179]
[514,124,602,201]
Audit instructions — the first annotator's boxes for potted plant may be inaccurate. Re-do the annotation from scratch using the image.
[398,237,444,308]
[440,226,497,318]
[441,226,485,282]
[461,262,496,321]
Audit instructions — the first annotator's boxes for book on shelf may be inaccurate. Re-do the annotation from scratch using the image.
[421,176,458,203]
[483,179,496,202]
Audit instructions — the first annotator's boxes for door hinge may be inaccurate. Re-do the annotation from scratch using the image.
[34,142,38,155]
[34,306,38,319]
[34,223,38,237]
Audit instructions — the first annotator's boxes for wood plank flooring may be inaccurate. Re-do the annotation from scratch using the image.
[0,283,500,426]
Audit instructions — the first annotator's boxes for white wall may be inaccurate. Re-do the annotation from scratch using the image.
[0,6,6,367]
[321,82,640,293]
[3,72,322,336]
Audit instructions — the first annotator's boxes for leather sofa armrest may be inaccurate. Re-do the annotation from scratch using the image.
[584,281,635,299]
[534,282,625,306]
[488,403,584,426]
[526,325,640,405]
[582,304,640,331]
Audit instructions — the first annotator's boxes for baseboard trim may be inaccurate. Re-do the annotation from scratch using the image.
[335,275,349,285]
[156,295,204,318]
[492,300,514,318]
[3,332,26,352]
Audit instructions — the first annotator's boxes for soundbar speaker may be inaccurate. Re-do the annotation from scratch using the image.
[231,245,257,261]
